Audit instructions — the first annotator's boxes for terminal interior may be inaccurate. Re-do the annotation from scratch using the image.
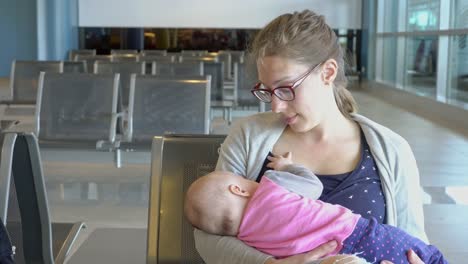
[0,0,467,263]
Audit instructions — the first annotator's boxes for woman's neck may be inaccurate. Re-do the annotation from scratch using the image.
[298,107,358,144]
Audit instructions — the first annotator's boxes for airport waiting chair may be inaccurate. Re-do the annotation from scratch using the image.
[63,61,87,73]
[74,55,112,75]
[203,62,224,101]
[9,61,63,104]
[221,50,244,79]
[111,49,138,55]
[111,54,139,62]
[166,52,182,62]
[35,72,121,148]
[179,56,218,63]
[140,50,167,56]
[146,134,226,264]
[68,49,96,61]
[217,52,232,80]
[94,61,146,107]
[126,75,211,146]
[235,62,265,111]
[0,132,85,264]
[153,62,204,76]
[138,55,175,64]
[180,50,209,56]
[206,61,235,125]
[137,55,175,74]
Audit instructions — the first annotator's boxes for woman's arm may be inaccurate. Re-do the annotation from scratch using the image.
[215,118,248,176]
[196,119,271,263]
[394,140,429,243]
[194,228,272,264]
[194,229,340,264]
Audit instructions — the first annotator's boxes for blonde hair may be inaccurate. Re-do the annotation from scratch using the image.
[249,9,357,118]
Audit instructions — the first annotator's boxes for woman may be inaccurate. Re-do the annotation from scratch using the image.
[194,10,428,264]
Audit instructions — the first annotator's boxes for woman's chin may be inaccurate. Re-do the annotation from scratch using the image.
[288,119,318,133]
[288,120,307,133]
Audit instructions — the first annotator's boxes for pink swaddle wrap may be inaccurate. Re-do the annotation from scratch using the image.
[237,177,360,258]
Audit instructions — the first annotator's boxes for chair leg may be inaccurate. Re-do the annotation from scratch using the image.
[54,222,87,264]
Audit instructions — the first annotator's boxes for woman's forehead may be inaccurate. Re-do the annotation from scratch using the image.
[257,57,309,83]
[258,57,308,72]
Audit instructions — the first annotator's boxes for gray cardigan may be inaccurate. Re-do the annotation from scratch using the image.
[194,112,429,264]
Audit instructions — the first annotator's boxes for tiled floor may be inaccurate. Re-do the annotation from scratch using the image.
[0,77,467,263]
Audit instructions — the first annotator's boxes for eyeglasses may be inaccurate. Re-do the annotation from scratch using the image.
[251,63,321,103]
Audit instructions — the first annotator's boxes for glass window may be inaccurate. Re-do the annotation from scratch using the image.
[383,1,399,32]
[454,0,468,29]
[404,36,438,97]
[382,37,398,84]
[407,0,440,31]
[448,34,468,107]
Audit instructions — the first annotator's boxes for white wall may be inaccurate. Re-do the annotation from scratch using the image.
[79,0,362,29]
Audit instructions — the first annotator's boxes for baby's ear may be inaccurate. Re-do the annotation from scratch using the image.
[228,184,251,197]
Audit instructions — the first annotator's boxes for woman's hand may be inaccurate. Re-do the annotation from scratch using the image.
[267,152,293,171]
[381,249,424,264]
[265,240,337,264]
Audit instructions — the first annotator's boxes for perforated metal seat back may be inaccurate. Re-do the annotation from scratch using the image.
[203,62,224,101]
[75,55,112,75]
[154,62,203,76]
[111,49,138,55]
[63,61,87,73]
[12,61,62,104]
[140,50,167,56]
[181,56,218,63]
[130,75,210,143]
[236,62,259,106]
[140,55,175,63]
[147,134,226,264]
[180,50,208,56]
[95,61,145,106]
[112,55,139,62]
[38,73,118,142]
[68,49,96,61]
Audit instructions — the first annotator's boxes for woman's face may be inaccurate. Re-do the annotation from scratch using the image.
[257,56,334,133]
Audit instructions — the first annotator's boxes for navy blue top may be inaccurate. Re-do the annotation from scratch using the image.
[257,132,386,223]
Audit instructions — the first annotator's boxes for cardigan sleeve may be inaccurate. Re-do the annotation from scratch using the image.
[194,229,273,264]
[215,117,248,176]
[394,139,429,243]
[195,117,275,263]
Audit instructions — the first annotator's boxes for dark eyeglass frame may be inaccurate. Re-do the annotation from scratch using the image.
[250,63,322,103]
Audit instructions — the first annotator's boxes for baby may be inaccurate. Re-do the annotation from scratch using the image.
[184,152,448,264]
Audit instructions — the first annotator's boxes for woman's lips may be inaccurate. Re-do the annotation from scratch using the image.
[285,114,298,125]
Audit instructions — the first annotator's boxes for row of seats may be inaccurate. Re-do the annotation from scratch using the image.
[70,49,245,82]
[70,48,215,59]
[0,131,223,263]
[8,59,262,109]
[36,73,211,148]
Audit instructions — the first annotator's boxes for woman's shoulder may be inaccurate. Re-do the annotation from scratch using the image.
[353,114,411,152]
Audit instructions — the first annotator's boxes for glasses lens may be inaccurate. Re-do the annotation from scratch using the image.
[274,87,295,101]
[252,90,272,102]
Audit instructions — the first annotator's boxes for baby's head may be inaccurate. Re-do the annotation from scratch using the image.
[184,171,256,236]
